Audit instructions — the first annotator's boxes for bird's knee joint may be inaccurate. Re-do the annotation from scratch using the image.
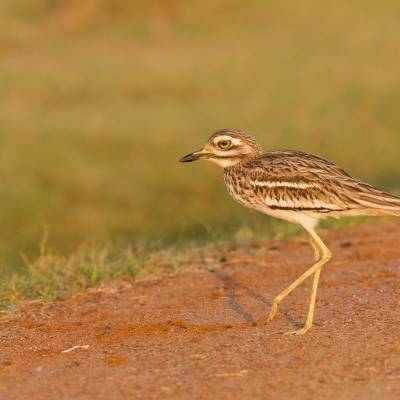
[316,250,331,263]
[322,251,332,262]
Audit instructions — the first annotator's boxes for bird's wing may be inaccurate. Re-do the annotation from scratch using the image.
[244,150,400,212]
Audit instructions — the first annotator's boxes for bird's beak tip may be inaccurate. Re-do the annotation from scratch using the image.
[179,151,202,163]
[179,154,195,163]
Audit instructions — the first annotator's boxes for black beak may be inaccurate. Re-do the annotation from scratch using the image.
[179,151,202,163]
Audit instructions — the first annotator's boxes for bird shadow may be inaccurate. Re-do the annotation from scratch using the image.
[207,268,302,330]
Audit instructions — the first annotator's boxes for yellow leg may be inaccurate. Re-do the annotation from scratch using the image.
[308,234,321,262]
[267,228,332,335]
[284,267,322,335]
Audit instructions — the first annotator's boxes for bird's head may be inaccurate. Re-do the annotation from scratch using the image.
[179,129,262,168]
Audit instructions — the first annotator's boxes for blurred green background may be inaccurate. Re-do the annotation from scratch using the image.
[1,0,400,267]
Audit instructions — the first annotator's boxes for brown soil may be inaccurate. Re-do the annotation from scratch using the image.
[1,222,400,400]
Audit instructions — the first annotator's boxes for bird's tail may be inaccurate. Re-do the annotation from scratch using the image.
[349,184,400,217]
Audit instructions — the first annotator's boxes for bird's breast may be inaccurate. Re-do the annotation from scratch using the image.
[223,167,259,209]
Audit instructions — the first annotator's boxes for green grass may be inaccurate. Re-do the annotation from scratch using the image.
[0,216,378,310]
[0,0,400,303]
[0,234,153,310]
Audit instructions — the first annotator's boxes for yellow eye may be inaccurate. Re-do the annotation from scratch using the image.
[218,139,232,150]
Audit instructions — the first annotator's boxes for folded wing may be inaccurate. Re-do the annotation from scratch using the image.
[245,151,400,215]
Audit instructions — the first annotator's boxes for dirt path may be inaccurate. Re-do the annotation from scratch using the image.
[1,222,400,399]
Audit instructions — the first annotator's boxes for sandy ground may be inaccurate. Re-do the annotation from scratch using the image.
[1,222,400,400]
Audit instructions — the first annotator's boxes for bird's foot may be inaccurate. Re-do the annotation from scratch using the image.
[283,325,311,336]
[267,302,279,321]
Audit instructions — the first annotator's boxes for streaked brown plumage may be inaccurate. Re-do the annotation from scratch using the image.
[180,128,400,335]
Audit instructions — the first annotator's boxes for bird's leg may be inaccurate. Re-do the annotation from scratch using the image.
[308,233,321,262]
[267,229,323,320]
[268,228,331,335]
[284,267,322,335]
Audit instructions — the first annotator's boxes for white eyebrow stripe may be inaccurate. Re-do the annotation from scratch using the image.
[250,180,318,189]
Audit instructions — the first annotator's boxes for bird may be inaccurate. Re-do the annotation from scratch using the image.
[179,128,400,335]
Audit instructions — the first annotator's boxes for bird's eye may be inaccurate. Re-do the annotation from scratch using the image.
[218,139,232,150]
